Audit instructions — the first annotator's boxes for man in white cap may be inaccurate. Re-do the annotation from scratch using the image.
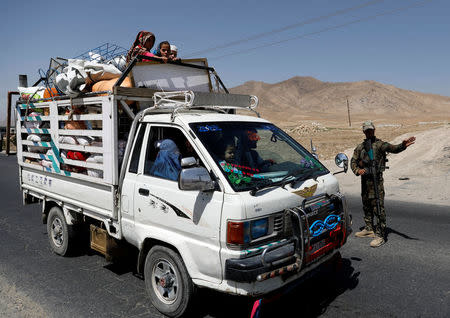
[351,120,415,247]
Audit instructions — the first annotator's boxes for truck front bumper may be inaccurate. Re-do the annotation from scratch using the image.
[225,242,296,283]
[225,223,346,283]
[225,193,350,284]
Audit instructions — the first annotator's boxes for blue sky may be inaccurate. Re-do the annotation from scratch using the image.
[1,0,449,122]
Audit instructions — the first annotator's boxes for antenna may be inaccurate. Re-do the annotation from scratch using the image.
[310,139,318,159]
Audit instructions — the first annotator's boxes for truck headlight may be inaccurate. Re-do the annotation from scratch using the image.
[227,217,269,247]
[250,218,268,240]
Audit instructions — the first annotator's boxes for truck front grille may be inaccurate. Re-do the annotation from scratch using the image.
[282,194,343,239]
[273,214,284,233]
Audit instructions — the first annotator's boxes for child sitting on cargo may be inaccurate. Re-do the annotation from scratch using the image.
[170,45,181,61]
[126,31,156,64]
[153,41,172,63]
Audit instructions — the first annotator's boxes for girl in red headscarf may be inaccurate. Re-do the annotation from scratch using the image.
[126,31,156,64]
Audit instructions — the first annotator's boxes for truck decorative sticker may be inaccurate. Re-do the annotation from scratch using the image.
[292,183,317,198]
[309,214,341,237]
[28,173,53,187]
[197,125,222,132]
[149,193,191,219]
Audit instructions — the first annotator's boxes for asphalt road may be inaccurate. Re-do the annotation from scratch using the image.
[0,155,449,318]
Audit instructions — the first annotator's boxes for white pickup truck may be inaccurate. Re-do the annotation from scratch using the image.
[16,60,351,317]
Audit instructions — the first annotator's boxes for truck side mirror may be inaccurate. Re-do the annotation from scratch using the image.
[178,167,215,191]
[334,153,348,174]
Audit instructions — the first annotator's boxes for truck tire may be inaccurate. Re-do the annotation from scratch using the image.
[47,206,74,256]
[144,246,196,318]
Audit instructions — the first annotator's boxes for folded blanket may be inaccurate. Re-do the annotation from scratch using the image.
[55,59,122,97]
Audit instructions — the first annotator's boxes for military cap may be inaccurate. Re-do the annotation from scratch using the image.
[362,120,375,131]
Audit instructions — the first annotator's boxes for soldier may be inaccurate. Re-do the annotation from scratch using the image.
[351,120,415,247]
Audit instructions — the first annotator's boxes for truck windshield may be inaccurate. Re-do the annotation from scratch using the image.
[190,122,329,192]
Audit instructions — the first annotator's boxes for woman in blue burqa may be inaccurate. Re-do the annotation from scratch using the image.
[149,139,182,181]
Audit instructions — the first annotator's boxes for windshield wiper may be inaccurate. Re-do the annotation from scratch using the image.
[249,168,327,196]
[286,169,324,187]
[249,168,307,196]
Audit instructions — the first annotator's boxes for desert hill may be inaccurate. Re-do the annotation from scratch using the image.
[230,76,450,125]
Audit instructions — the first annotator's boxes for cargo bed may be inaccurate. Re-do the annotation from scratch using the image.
[17,94,120,218]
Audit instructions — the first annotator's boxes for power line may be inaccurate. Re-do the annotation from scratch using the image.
[208,0,433,61]
[184,0,385,57]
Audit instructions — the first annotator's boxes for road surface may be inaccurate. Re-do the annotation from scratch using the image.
[0,155,449,317]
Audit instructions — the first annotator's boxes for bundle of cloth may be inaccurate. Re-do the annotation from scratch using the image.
[55,59,132,97]
[26,133,51,153]
[23,112,48,129]
[18,87,59,104]
[41,148,104,178]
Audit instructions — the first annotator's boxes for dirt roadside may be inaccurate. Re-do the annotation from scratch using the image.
[0,272,48,318]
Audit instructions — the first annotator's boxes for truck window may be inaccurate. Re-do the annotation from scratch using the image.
[128,124,146,174]
[143,126,202,180]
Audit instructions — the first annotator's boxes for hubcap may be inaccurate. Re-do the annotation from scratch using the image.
[152,259,179,304]
[51,217,64,247]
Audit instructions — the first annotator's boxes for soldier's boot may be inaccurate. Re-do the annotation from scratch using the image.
[370,236,385,248]
[355,229,376,238]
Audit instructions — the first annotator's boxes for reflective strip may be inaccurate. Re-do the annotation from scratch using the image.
[21,116,42,121]
[242,239,288,256]
[20,103,37,109]
[49,140,64,163]
[47,155,61,174]
[25,128,50,134]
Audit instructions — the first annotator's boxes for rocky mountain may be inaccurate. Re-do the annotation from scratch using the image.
[230,76,450,124]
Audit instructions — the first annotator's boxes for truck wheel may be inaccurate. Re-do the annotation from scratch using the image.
[47,207,74,256]
[144,246,196,318]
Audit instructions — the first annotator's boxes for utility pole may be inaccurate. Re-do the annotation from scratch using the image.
[346,96,351,127]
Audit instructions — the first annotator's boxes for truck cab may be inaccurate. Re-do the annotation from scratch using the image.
[118,91,351,316]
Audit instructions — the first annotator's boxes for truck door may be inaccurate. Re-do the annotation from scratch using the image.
[133,125,224,283]
[120,124,147,247]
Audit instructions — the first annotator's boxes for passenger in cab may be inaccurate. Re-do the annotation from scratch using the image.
[126,31,156,63]
[218,138,252,185]
[217,139,240,173]
[217,139,236,166]
[240,129,274,172]
[148,139,181,181]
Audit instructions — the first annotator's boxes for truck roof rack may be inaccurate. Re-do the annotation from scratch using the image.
[149,91,259,120]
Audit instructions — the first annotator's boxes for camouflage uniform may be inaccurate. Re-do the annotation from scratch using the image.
[351,138,406,238]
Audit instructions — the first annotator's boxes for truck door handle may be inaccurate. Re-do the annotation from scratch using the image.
[139,188,149,196]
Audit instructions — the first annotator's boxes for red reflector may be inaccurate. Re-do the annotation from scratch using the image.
[227,222,244,245]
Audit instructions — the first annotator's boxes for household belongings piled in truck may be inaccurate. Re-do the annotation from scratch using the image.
[17,54,351,318]
[17,55,220,183]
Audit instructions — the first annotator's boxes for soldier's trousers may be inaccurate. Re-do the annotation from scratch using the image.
[361,176,386,238]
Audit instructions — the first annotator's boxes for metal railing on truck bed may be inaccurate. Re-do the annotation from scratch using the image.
[16,95,119,185]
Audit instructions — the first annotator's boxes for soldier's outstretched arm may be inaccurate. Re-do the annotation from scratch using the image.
[381,138,412,154]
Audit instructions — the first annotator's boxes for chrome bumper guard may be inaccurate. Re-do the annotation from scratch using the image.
[225,194,349,283]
